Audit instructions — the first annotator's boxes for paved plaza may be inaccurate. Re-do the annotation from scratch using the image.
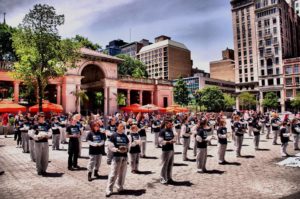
[1,129,300,199]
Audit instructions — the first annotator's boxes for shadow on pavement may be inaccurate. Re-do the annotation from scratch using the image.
[256,148,270,151]
[137,171,153,175]
[43,172,64,177]
[173,163,188,166]
[242,144,249,146]
[78,156,89,159]
[169,180,193,187]
[205,170,225,175]
[73,167,87,171]
[0,145,5,147]
[115,189,146,196]
[174,152,182,155]
[260,140,268,142]
[207,155,214,158]
[280,191,300,199]
[226,149,234,152]
[239,155,255,159]
[142,156,158,159]
[58,149,67,151]
[224,162,241,166]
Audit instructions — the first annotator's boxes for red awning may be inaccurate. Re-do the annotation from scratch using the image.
[0,100,26,113]
[29,101,63,113]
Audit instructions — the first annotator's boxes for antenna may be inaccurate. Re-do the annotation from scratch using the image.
[129,28,131,42]
[3,12,6,24]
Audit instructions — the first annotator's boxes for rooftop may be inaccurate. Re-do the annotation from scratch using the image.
[80,48,123,63]
[139,39,189,53]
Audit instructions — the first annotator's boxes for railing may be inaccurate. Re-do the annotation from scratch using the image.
[118,75,172,85]
[0,61,14,71]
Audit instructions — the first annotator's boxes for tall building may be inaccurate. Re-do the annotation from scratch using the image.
[120,39,151,58]
[210,48,235,82]
[137,35,192,80]
[230,0,300,112]
[104,39,127,56]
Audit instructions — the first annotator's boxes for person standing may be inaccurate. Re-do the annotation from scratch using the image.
[280,122,290,157]
[173,115,182,145]
[158,119,176,184]
[233,115,245,157]
[291,118,300,150]
[30,113,51,175]
[265,114,271,139]
[66,117,81,170]
[106,117,118,165]
[217,119,228,164]
[247,115,254,137]
[137,117,147,158]
[51,117,61,150]
[252,116,262,150]
[152,115,162,148]
[271,113,281,145]
[86,121,106,181]
[181,117,192,161]
[105,123,129,197]
[195,119,211,173]
[20,117,31,153]
[2,113,9,138]
[128,125,141,173]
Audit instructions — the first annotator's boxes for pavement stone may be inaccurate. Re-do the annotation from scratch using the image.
[0,126,300,199]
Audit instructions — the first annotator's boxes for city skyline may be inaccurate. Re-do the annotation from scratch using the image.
[0,0,234,72]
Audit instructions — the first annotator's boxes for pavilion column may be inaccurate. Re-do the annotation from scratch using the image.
[13,81,20,103]
[76,85,80,113]
[151,91,154,104]
[56,84,61,105]
[104,87,108,115]
[127,90,131,105]
[139,90,143,105]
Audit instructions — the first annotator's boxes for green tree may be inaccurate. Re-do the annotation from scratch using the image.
[195,86,225,112]
[12,4,80,111]
[262,92,279,110]
[116,93,127,106]
[224,93,235,110]
[73,34,101,51]
[0,23,17,61]
[238,92,256,110]
[291,94,300,112]
[116,54,148,78]
[173,78,190,106]
[71,89,89,113]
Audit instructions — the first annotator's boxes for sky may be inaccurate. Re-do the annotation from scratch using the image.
[0,0,234,72]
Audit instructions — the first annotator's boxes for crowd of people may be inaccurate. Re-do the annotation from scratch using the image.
[1,109,300,197]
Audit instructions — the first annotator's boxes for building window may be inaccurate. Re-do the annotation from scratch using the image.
[286,89,293,98]
[258,21,262,28]
[276,68,280,75]
[251,76,254,81]
[273,17,277,24]
[295,77,300,84]
[267,68,273,75]
[275,47,279,55]
[285,66,293,74]
[239,69,242,74]
[267,58,273,67]
[245,77,248,82]
[266,39,271,46]
[276,78,280,85]
[268,79,274,86]
[264,19,270,27]
[258,31,263,38]
[261,70,265,76]
[262,79,265,86]
[275,57,279,65]
[273,27,277,34]
[261,60,264,66]
[250,68,253,73]
[245,68,248,73]
[239,78,243,83]
[294,65,299,73]
[285,78,293,85]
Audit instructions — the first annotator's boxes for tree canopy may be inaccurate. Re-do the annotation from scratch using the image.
[116,54,148,78]
[12,4,80,111]
[73,34,101,51]
[0,23,17,61]
[291,94,300,111]
[223,93,235,110]
[195,86,225,112]
[262,92,279,110]
[238,92,256,110]
[173,77,190,106]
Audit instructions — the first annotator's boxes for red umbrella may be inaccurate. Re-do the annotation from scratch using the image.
[29,101,63,113]
[0,100,26,113]
[120,104,141,112]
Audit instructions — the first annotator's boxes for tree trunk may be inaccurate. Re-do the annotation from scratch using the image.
[37,77,43,112]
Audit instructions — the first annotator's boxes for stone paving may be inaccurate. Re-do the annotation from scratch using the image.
[0,128,300,199]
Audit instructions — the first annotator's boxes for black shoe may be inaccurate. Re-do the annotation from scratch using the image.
[68,167,73,171]
[105,192,112,197]
[167,179,175,184]
[41,171,47,176]
[88,172,92,181]
[73,165,80,169]
[0,171,4,175]
[37,172,42,175]
[94,170,100,178]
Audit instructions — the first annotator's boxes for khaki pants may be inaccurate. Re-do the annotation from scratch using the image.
[196,148,207,171]
[175,128,180,144]
[193,139,197,156]
[154,132,159,147]
[182,137,190,161]
[266,127,271,139]
[218,144,227,163]
[248,126,253,136]
[130,153,140,171]
[29,139,36,162]
[106,156,128,193]
[52,134,60,150]
[253,135,260,149]
[21,132,29,153]
[60,127,66,143]
[281,142,288,156]
[140,136,146,157]
[87,154,102,172]
[35,142,49,173]
[236,136,243,156]
[273,130,279,144]
[160,150,174,183]
[293,134,299,149]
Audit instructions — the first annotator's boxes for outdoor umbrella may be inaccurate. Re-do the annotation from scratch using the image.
[166,105,188,113]
[0,100,26,113]
[29,101,63,113]
[141,104,166,112]
[120,104,142,112]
